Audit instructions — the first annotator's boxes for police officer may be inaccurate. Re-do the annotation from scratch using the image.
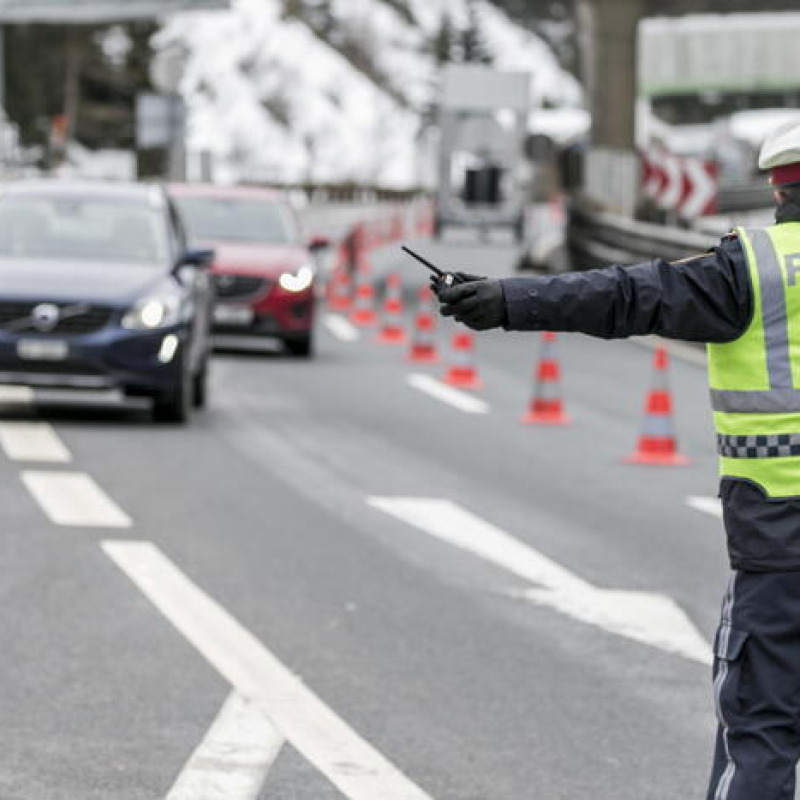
[436,121,800,800]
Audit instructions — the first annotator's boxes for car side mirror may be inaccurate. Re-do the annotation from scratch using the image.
[177,248,215,270]
[308,235,331,253]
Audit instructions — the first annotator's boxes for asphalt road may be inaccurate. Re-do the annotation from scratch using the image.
[0,219,730,799]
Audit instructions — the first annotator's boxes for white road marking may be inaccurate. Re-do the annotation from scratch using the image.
[0,385,34,404]
[369,497,711,665]
[687,495,723,519]
[324,314,360,342]
[0,422,71,463]
[102,541,436,800]
[23,471,132,528]
[407,373,489,415]
[166,692,284,800]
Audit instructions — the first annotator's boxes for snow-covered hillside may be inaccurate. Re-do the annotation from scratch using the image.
[158,0,581,187]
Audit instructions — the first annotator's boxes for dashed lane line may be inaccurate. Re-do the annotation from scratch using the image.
[687,495,722,519]
[0,422,71,463]
[166,692,284,800]
[0,385,34,404]
[22,471,132,528]
[369,496,711,665]
[407,373,489,415]
[102,540,436,800]
[324,314,361,342]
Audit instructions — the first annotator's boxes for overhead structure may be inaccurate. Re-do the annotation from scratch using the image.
[435,65,531,242]
[0,0,229,22]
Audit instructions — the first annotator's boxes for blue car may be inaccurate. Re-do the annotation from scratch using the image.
[0,180,214,423]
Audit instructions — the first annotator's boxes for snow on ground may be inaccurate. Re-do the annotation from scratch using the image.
[158,0,581,187]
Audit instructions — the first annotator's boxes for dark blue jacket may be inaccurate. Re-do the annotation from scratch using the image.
[502,226,800,572]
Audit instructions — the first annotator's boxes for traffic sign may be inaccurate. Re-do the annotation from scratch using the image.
[0,0,230,23]
[641,148,718,219]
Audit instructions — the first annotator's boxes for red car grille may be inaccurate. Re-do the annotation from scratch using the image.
[214,274,270,301]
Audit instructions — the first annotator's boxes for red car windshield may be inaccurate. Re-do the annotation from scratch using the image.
[175,196,296,245]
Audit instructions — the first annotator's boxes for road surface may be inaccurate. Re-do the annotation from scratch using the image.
[0,220,728,799]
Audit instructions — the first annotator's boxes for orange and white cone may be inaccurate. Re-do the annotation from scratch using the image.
[625,347,689,466]
[349,269,378,327]
[444,332,482,390]
[327,268,352,311]
[376,273,407,344]
[521,332,571,425]
[406,287,439,363]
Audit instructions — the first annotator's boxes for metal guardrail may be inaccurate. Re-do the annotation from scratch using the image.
[568,203,716,268]
[717,183,774,213]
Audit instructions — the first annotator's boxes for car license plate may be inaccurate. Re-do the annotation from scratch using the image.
[214,305,254,326]
[17,339,69,361]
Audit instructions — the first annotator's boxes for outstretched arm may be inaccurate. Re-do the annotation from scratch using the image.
[440,237,752,344]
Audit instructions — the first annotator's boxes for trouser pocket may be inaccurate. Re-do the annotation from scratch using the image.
[714,624,750,720]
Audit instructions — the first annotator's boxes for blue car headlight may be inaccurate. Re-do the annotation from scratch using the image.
[122,296,182,330]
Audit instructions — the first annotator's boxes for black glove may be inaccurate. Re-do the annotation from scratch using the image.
[430,271,486,297]
[439,279,507,331]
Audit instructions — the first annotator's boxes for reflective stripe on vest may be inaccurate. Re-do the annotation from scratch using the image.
[707,224,800,498]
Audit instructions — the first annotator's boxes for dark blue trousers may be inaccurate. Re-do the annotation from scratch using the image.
[706,571,800,800]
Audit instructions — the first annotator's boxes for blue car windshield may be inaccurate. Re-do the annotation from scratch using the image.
[175,197,296,245]
[0,196,168,264]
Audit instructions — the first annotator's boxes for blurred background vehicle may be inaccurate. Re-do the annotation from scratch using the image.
[0,180,213,423]
[169,184,328,359]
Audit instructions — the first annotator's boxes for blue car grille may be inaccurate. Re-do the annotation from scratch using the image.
[214,274,270,301]
[0,302,115,335]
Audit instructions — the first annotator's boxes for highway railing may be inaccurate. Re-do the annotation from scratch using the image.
[568,202,716,268]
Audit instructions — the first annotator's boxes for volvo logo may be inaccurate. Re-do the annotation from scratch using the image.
[216,275,236,290]
[31,303,60,332]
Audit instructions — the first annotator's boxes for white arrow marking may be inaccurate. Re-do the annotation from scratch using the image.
[687,495,722,519]
[681,158,716,220]
[166,692,284,800]
[368,497,711,665]
[103,540,436,800]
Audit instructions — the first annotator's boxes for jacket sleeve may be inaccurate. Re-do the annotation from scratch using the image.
[501,236,752,343]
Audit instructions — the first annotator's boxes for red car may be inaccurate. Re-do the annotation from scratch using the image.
[170,185,327,357]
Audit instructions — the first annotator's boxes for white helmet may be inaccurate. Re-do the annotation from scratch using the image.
[759,121,800,185]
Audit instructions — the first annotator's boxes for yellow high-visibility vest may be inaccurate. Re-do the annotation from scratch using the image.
[708,224,800,497]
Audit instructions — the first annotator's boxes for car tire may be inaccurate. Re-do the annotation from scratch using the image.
[285,334,314,358]
[153,366,192,424]
[193,359,209,409]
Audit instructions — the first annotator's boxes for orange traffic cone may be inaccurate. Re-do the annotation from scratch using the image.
[376,274,407,344]
[407,287,439,363]
[349,269,378,327]
[327,266,352,311]
[521,332,571,425]
[444,332,482,390]
[626,347,689,466]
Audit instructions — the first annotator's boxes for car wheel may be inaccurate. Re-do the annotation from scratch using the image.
[193,359,209,409]
[285,334,314,358]
[153,366,192,424]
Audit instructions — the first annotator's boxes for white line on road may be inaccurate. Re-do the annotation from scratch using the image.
[369,497,711,665]
[102,540,436,800]
[324,314,360,342]
[407,373,489,415]
[0,385,34,404]
[687,495,722,519]
[23,471,132,528]
[166,692,284,800]
[0,422,71,463]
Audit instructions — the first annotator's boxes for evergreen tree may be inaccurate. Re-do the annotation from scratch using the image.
[461,1,493,65]
[434,13,457,65]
